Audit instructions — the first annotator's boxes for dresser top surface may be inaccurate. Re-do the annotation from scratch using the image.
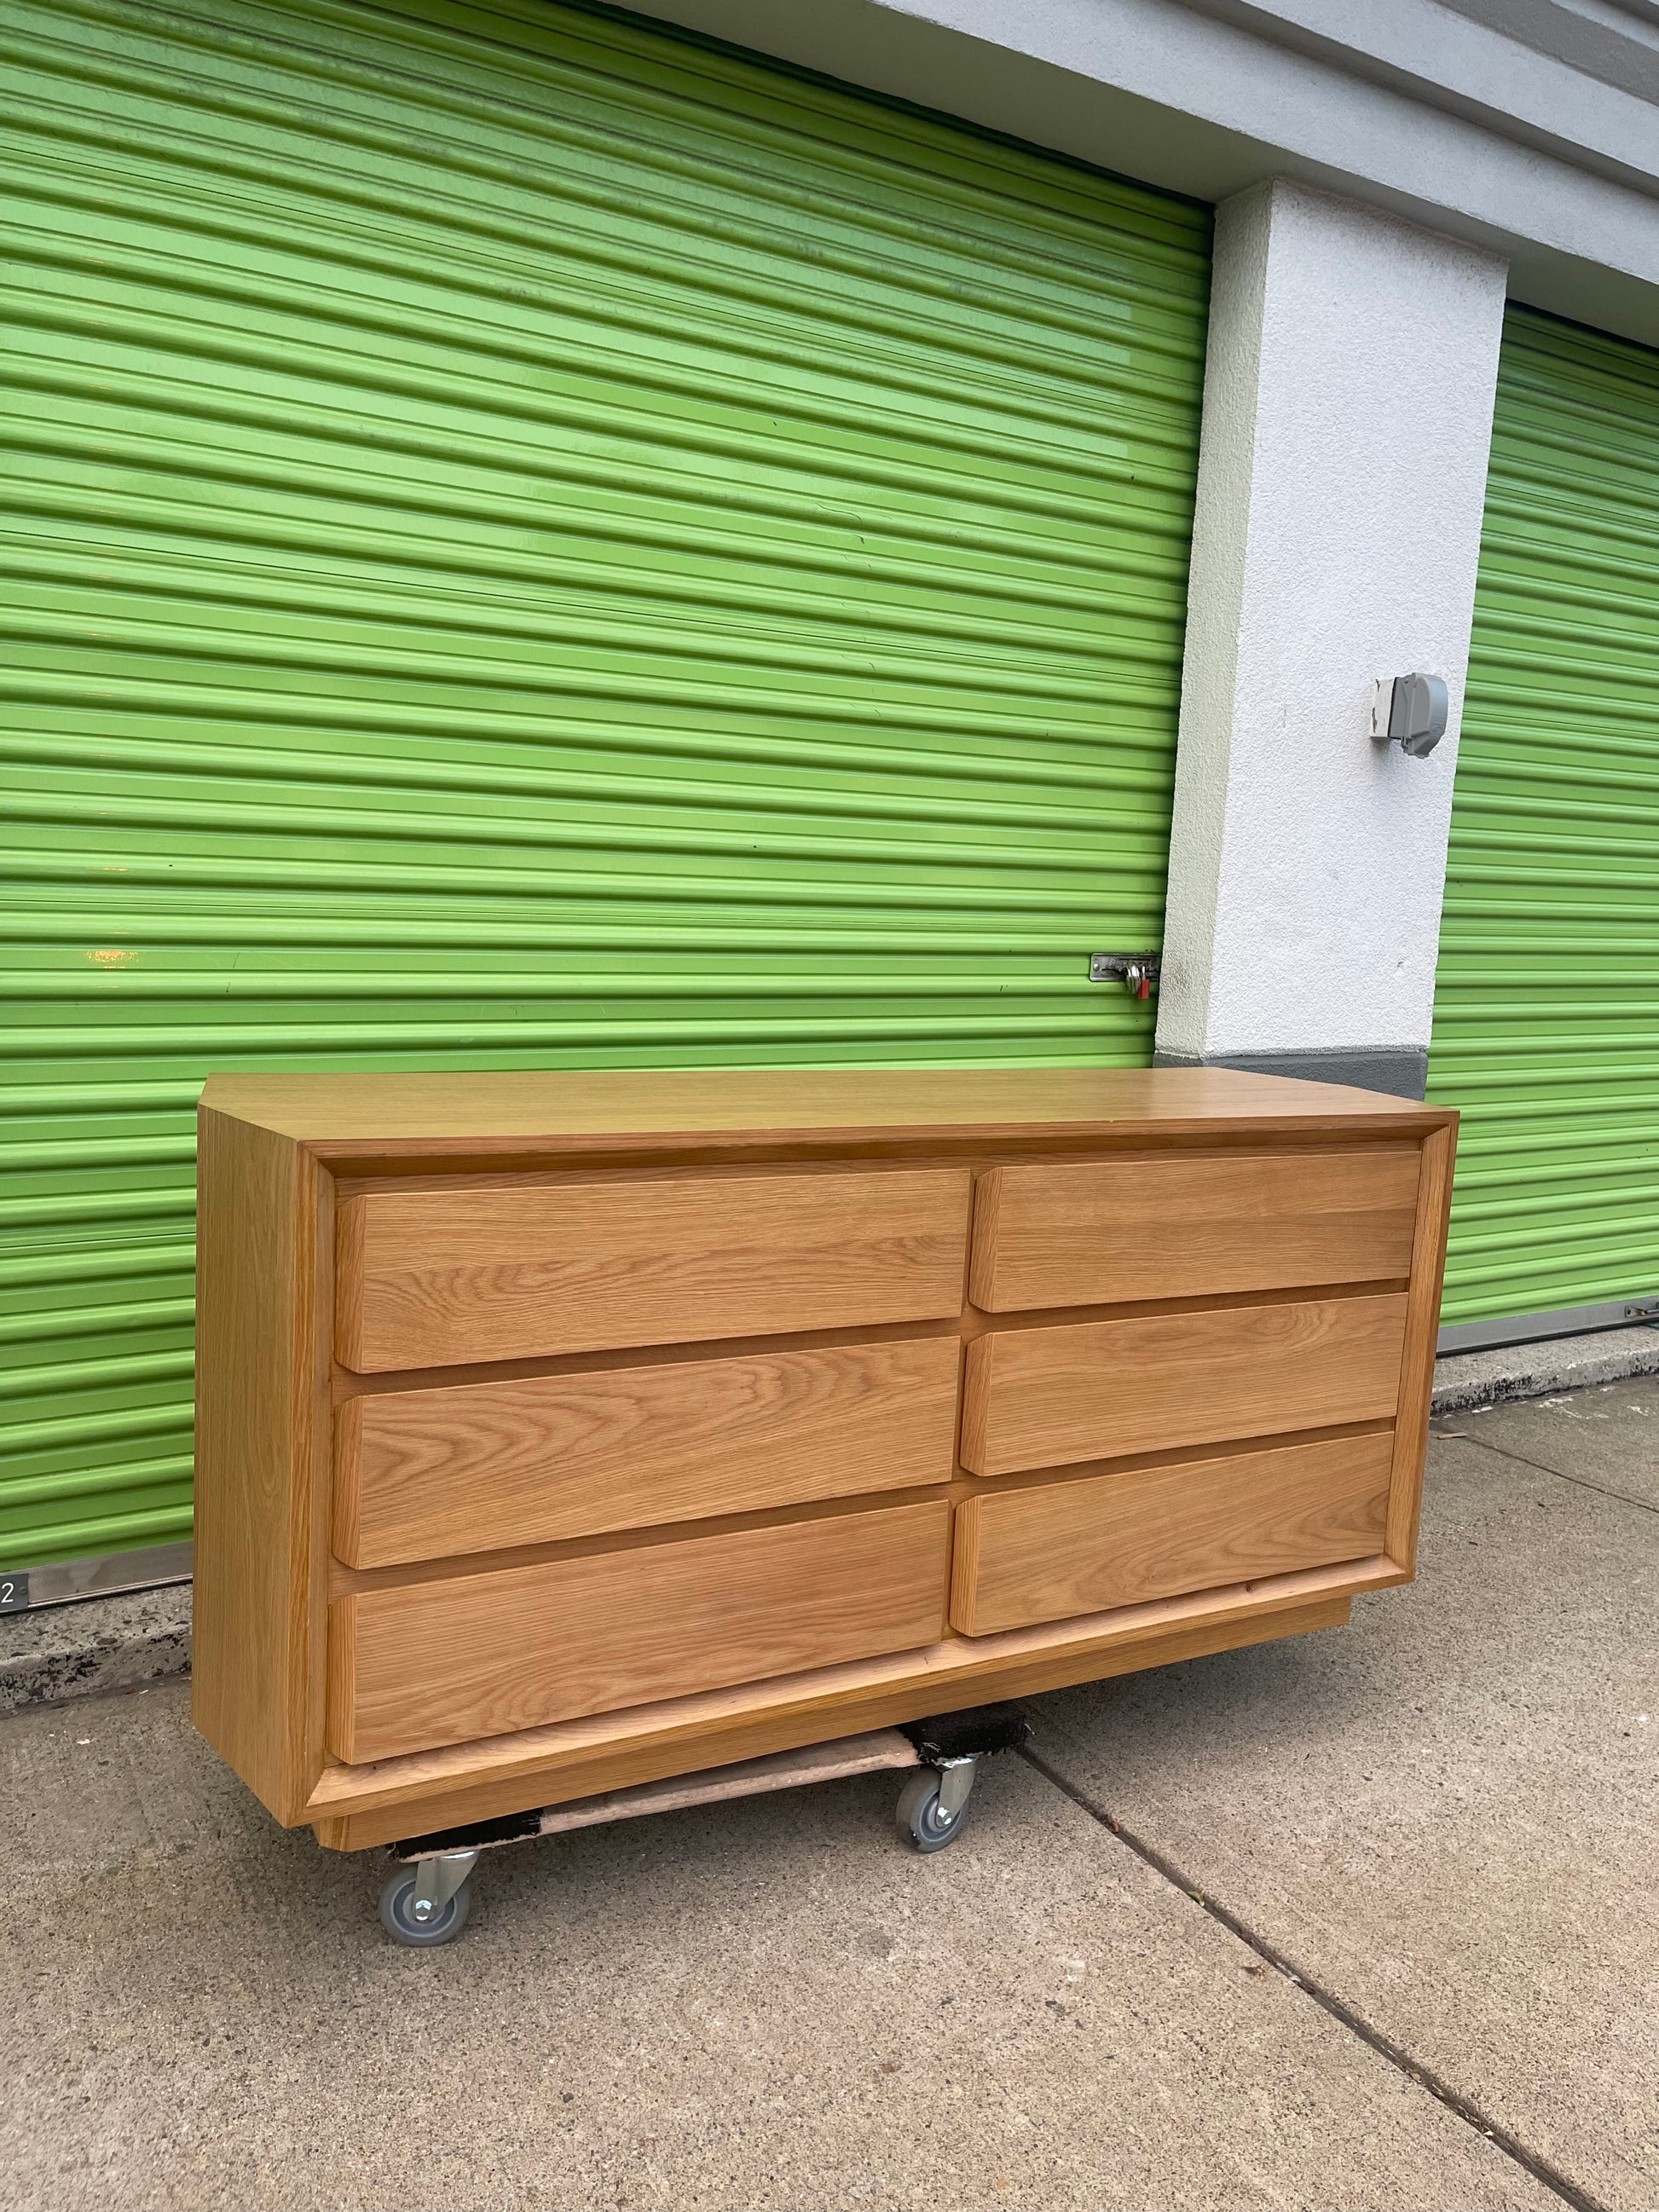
[199,1066,1451,1148]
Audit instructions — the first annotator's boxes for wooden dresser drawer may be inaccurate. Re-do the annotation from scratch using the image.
[969,1147,1419,1311]
[335,1334,961,1568]
[327,1499,951,1763]
[336,1168,972,1372]
[961,1293,1408,1476]
[951,1434,1393,1635]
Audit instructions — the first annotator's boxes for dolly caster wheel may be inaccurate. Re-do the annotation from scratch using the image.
[897,1759,977,1853]
[379,1850,478,1945]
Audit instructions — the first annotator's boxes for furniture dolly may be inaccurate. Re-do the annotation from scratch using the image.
[379,1703,1031,1944]
[191,1067,1455,1944]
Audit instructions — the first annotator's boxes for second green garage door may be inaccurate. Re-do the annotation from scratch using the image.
[0,0,1211,1574]
[1430,307,1659,1341]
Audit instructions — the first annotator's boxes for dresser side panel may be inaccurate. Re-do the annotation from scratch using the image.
[190,1106,321,1822]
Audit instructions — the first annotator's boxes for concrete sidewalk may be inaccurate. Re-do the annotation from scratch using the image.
[3,1384,1655,2212]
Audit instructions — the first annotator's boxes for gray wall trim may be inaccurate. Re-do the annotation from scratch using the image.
[0,1540,194,1614]
[1437,1299,1659,1356]
[1153,1045,1429,1100]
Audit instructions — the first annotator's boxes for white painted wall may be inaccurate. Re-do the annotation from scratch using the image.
[1154,179,1508,1068]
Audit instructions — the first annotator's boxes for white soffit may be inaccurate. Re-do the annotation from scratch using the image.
[630,0,1659,348]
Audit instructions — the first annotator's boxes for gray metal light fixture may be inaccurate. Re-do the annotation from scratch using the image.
[1372,672,1448,757]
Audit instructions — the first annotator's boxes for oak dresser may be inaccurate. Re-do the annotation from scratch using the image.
[191,1067,1455,1851]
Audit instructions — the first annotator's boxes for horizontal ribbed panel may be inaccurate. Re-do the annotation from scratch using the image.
[0,0,1210,1566]
[1428,307,1659,1325]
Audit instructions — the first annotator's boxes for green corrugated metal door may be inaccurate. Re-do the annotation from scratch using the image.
[0,0,1211,1574]
[1429,306,1659,1336]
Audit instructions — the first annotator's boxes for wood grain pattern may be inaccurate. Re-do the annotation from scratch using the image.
[190,1106,322,1824]
[308,1570,1390,1847]
[960,1294,1409,1476]
[189,1068,1453,1851]
[970,1147,1419,1311]
[335,1336,961,1568]
[1386,1120,1459,1571]
[336,1168,971,1372]
[328,1500,951,1764]
[199,1066,1448,1152]
[951,1435,1393,1635]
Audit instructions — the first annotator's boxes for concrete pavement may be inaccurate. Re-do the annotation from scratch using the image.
[3,1390,1653,2210]
[1442,1372,1659,1510]
[1033,1379,1659,2212]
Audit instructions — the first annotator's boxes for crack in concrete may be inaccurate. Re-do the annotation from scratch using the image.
[1018,1744,1613,2212]
[1434,1426,1659,1518]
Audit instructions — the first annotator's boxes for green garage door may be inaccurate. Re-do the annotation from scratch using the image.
[1429,307,1659,1338]
[0,0,1210,1575]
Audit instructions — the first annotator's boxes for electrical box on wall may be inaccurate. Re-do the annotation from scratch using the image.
[1372,673,1448,756]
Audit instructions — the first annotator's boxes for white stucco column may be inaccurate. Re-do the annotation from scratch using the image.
[1154,179,1508,1098]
